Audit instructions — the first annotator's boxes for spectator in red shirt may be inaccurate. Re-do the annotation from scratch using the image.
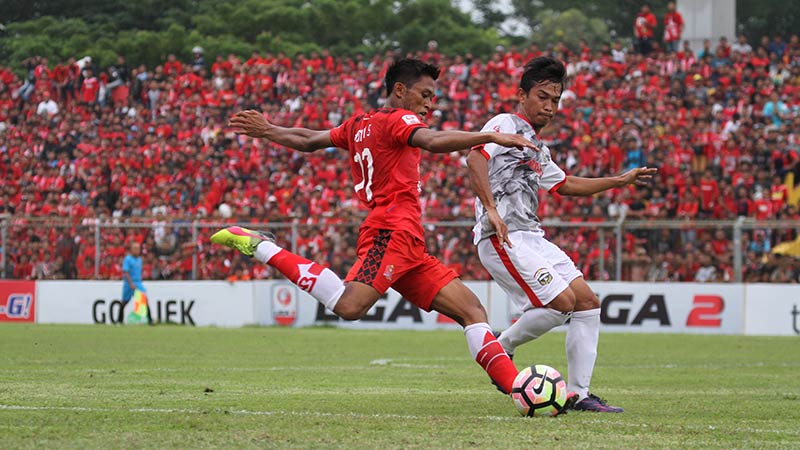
[770,174,789,213]
[697,168,720,217]
[163,54,182,76]
[663,1,684,53]
[634,4,658,55]
[80,68,99,104]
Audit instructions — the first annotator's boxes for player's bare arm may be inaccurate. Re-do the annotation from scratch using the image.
[467,150,512,248]
[411,128,537,154]
[557,167,658,196]
[123,271,135,290]
[229,109,333,153]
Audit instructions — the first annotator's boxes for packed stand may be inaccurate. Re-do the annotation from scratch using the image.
[1,32,800,283]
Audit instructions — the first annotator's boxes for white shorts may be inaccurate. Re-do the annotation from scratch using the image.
[477,230,583,311]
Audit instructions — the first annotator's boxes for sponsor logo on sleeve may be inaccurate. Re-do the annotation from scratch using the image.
[402,114,422,125]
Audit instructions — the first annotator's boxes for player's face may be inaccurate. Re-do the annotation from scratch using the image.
[397,76,437,119]
[131,243,141,256]
[518,81,561,131]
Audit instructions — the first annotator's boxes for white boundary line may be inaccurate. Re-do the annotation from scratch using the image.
[0,404,797,436]
[2,361,798,374]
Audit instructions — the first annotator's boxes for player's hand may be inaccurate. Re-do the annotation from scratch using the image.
[228,110,272,138]
[492,133,540,151]
[488,208,512,248]
[619,167,658,186]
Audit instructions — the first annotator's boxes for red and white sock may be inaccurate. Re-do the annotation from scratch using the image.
[255,241,344,311]
[464,322,518,394]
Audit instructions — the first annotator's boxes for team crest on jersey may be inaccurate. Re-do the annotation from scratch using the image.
[491,125,501,132]
[383,265,395,281]
[518,158,543,176]
[402,114,422,125]
[534,268,553,286]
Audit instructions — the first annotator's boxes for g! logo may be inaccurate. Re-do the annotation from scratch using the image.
[534,268,553,286]
[276,287,291,307]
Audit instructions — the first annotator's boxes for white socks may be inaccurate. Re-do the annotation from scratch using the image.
[566,308,600,400]
[254,240,282,263]
[498,307,570,356]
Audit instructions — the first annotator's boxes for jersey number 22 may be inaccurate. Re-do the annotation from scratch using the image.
[353,148,374,202]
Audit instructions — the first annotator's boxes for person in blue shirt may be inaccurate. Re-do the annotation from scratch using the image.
[120,241,149,324]
[624,136,646,171]
[762,92,790,127]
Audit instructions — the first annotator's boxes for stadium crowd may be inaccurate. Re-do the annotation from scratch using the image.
[1,32,800,283]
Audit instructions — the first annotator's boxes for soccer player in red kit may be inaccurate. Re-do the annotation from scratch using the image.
[212,59,544,399]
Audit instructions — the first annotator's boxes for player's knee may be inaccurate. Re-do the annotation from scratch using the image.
[575,292,600,311]
[459,302,488,324]
[334,301,369,321]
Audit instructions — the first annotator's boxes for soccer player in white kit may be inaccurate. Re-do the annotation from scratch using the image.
[468,57,657,412]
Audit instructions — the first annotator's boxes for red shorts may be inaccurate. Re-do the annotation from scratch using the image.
[345,228,458,311]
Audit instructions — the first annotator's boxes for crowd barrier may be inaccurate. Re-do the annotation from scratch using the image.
[3,218,800,283]
[1,280,797,336]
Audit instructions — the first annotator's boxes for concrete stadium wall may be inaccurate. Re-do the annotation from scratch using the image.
[679,0,736,53]
[1,280,797,336]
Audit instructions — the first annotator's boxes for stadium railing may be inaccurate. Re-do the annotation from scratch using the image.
[1,215,797,282]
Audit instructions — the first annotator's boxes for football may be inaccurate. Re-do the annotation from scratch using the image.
[511,364,569,417]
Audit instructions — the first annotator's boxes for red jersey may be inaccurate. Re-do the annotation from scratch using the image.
[634,12,657,38]
[663,11,684,42]
[81,77,99,103]
[698,178,719,210]
[329,108,427,240]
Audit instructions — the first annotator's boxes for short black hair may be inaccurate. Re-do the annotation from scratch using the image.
[385,58,440,96]
[519,56,566,93]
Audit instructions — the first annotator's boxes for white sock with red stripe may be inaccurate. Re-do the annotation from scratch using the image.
[255,241,344,311]
[498,307,570,355]
[566,308,600,401]
[464,322,518,394]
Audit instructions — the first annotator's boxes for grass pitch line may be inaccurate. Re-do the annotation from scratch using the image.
[1,404,797,437]
[0,365,411,374]
[369,358,446,368]
[4,361,793,375]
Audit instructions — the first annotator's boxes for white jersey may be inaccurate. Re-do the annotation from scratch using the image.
[472,113,566,245]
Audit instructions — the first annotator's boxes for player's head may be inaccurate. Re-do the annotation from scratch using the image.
[129,240,141,256]
[384,58,440,118]
[518,57,566,131]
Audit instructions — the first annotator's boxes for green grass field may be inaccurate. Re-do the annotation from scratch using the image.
[1,325,798,449]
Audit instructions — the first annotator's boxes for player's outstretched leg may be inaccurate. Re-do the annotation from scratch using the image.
[496,307,571,357]
[431,280,518,394]
[211,226,345,312]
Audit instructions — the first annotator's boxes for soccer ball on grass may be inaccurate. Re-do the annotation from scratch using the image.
[511,364,569,417]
